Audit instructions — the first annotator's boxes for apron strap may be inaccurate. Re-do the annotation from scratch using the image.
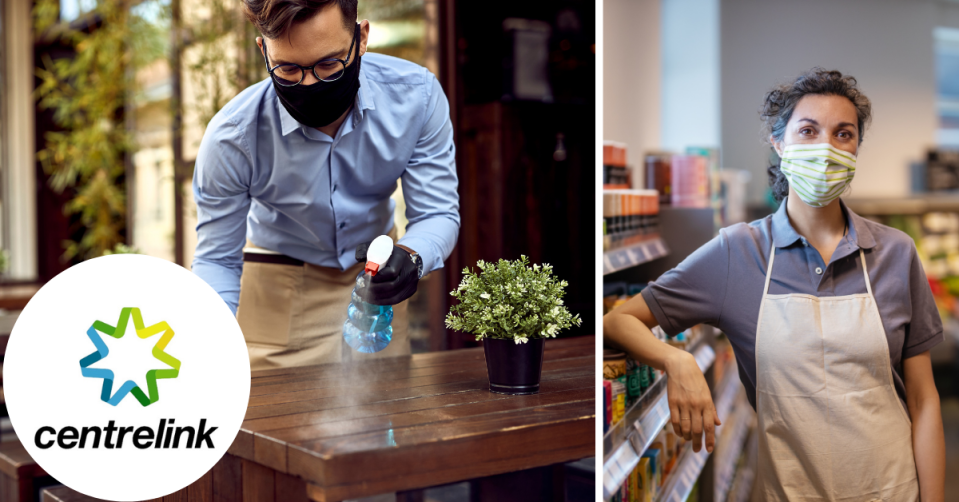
[754,242,777,355]
[762,243,776,298]
[859,248,873,297]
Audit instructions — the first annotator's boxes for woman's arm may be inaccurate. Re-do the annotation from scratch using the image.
[604,294,721,453]
[904,351,944,502]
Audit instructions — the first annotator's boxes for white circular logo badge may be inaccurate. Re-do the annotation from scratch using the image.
[5,255,251,501]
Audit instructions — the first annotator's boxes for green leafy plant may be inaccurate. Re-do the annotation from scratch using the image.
[446,256,581,344]
[33,0,167,260]
[184,0,263,130]
[102,243,140,255]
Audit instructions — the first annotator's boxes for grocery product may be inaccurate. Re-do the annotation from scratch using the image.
[611,376,626,424]
[645,153,672,206]
[604,350,627,379]
[637,458,652,502]
[642,448,662,495]
[626,358,643,406]
[603,380,612,433]
[604,141,629,187]
[665,423,680,465]
[627,465,639,502]
[602,189,661,251]
[670,154,709,208]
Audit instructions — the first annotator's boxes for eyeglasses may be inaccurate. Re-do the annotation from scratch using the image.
[262,23,359,87]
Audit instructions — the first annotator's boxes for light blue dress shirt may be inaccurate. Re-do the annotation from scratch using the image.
[192,53,460,314]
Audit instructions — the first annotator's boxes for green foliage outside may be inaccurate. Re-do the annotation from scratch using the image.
[186,0,262,129]
[102,242,140,254]
[33,0,167,260]
[446,256,582,344]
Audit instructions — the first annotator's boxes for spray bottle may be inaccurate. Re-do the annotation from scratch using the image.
[343,235,394,353]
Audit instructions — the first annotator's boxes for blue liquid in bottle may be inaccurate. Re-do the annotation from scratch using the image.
[343,271,393,353]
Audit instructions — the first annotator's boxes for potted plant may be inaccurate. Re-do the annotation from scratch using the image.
[445,256,581,395]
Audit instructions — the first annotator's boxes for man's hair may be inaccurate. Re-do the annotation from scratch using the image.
[243,0,357,40]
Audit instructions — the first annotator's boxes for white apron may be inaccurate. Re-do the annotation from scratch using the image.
[753,245,919,501]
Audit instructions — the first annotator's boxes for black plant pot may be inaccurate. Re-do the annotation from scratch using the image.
[483,337,546,395]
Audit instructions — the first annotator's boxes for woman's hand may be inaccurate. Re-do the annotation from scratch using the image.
[604,293,722,453]
[664,350,721,453]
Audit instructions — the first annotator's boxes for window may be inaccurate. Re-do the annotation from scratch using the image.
[59,0,95,23]
[934,27,959,146]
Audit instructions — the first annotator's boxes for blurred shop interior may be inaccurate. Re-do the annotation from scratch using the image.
[603,0,959,500]
[0,0,595,500]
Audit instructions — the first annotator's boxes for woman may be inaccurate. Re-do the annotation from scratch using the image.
[604,68,946,501]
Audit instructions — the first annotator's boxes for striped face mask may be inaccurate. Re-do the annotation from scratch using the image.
[779,143,857,207]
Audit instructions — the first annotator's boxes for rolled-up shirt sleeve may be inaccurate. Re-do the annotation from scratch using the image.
[396,74,460,276]
[640,230,730,336]
[191,116,253,315]
[903,241,944,358]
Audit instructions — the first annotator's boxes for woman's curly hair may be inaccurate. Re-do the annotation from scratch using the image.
[760,68,872,202]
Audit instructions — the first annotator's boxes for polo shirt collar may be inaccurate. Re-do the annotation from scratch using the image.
[275,62,376,137]
[771,197,876,250]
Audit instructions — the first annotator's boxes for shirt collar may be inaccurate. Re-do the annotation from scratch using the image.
[354,68,375,120]
[771,197,877,250]
[277,94,302,137]
[275,63,376,137]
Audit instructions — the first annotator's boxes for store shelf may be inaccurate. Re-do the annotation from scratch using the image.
[603,332,714,461]
[653,365,741,502]
[845,196,959,216]
[727,428,759,502]
[656,441,710,502]
[603,238,669,275]
[656,371,750,502]
[602,343,747,502]
[602,338,715,500]
[713,396,753,502]
[603,328,716,460]
[655,368,745,502]
[713,366,743,427]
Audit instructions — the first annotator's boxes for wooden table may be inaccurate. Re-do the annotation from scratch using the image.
[0,438,51,502]
[39,335,595,502]
[0,284,40,312]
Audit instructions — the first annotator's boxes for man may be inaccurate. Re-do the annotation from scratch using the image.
[191,0,459,370]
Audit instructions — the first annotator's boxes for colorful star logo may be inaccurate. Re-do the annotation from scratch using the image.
[79,308,181,406]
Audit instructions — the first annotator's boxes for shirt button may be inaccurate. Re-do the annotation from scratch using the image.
[815,267,823,275]
[339,222,346,229]
[333,184,337,192]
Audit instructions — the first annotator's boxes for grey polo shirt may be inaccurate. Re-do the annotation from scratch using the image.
[642,198,943,410]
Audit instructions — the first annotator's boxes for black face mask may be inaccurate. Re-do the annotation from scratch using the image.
[263,24,362,129]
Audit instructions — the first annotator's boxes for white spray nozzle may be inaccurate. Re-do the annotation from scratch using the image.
[365,235,394,276]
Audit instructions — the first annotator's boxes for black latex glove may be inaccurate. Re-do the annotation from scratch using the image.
[354,242,419,305]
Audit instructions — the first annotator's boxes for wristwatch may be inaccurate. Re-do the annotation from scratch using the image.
[409,251,424,279]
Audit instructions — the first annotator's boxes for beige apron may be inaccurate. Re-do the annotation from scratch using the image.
[754,245,919,501]
[236,231,410,371]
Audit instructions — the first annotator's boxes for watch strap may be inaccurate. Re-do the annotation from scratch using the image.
[409,251,424,279]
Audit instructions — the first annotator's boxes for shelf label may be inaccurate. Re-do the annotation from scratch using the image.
[602,440,640,500]
[659,446,709,502]
[603,239,669,275]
